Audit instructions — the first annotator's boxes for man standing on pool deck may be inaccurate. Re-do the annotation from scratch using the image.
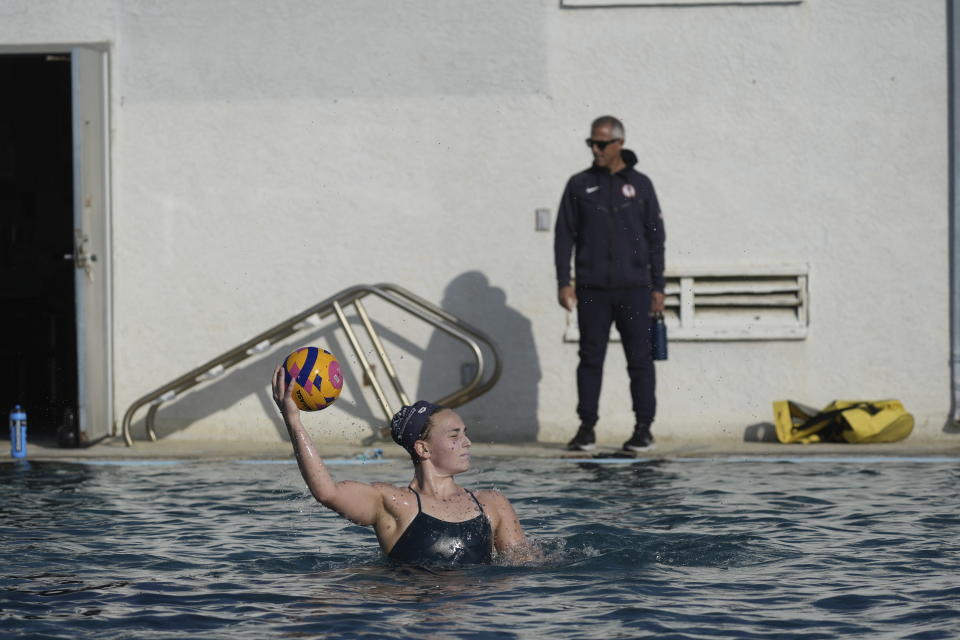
[554,115,666,453]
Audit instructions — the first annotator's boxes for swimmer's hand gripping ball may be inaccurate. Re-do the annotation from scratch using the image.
[282,347,344,411]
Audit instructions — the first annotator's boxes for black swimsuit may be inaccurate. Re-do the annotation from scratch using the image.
[387,488,494,566]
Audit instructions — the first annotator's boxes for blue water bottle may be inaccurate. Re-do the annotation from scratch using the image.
[10,405,27,459]
[651,312,668,361]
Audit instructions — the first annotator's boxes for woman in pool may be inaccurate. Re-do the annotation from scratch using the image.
[272,365,533,566]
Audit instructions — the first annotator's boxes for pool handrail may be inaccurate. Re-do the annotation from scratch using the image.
[119,283,502,446]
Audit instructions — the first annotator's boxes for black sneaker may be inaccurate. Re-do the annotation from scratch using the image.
[622,425,655,452]
[566,425,596,451]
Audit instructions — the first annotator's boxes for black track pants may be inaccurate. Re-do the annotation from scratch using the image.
[575,286,656,427]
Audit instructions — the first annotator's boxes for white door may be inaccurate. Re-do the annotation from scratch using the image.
[71,46,113,444]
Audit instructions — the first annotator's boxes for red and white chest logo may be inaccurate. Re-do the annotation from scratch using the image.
[621,184,636,198]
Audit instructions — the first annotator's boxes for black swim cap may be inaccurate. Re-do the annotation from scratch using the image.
[390,401,442,455]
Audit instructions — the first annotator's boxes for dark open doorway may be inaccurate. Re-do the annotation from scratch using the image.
[0,54,78,445]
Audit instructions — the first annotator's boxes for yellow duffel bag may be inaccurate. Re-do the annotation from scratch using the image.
[773,399,914,444]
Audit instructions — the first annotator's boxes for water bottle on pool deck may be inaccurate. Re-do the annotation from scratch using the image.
[10,405,27,459]
[651,312,668,361]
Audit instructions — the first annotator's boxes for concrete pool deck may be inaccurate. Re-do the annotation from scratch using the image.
[14,434,960,463]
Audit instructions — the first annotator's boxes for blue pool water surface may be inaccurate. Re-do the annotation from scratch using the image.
[1,456,958,639]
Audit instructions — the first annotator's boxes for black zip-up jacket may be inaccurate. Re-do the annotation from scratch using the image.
[554,152,666,291]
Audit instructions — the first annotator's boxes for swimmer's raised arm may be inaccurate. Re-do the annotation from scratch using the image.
[272,366,383,526]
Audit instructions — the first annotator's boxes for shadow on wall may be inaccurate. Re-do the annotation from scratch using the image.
[135,322,386,443]
[417,271,541,443]
[128,275,540,444]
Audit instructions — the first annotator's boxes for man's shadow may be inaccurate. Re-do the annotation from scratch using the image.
[417,271,540,443]
[130,276,540,444]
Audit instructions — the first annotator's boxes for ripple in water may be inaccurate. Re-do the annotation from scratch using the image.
[0,457,957,639]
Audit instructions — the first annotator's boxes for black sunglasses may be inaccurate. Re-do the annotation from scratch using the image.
[585,138,621,150]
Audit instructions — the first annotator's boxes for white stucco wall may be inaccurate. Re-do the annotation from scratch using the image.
[1,0,952,444]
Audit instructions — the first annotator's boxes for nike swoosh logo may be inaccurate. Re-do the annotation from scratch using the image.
[586,186,600,194]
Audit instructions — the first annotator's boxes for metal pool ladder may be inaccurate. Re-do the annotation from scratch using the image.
[120,283,502,446]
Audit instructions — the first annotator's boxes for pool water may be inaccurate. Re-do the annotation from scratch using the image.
[1,456,958,639]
